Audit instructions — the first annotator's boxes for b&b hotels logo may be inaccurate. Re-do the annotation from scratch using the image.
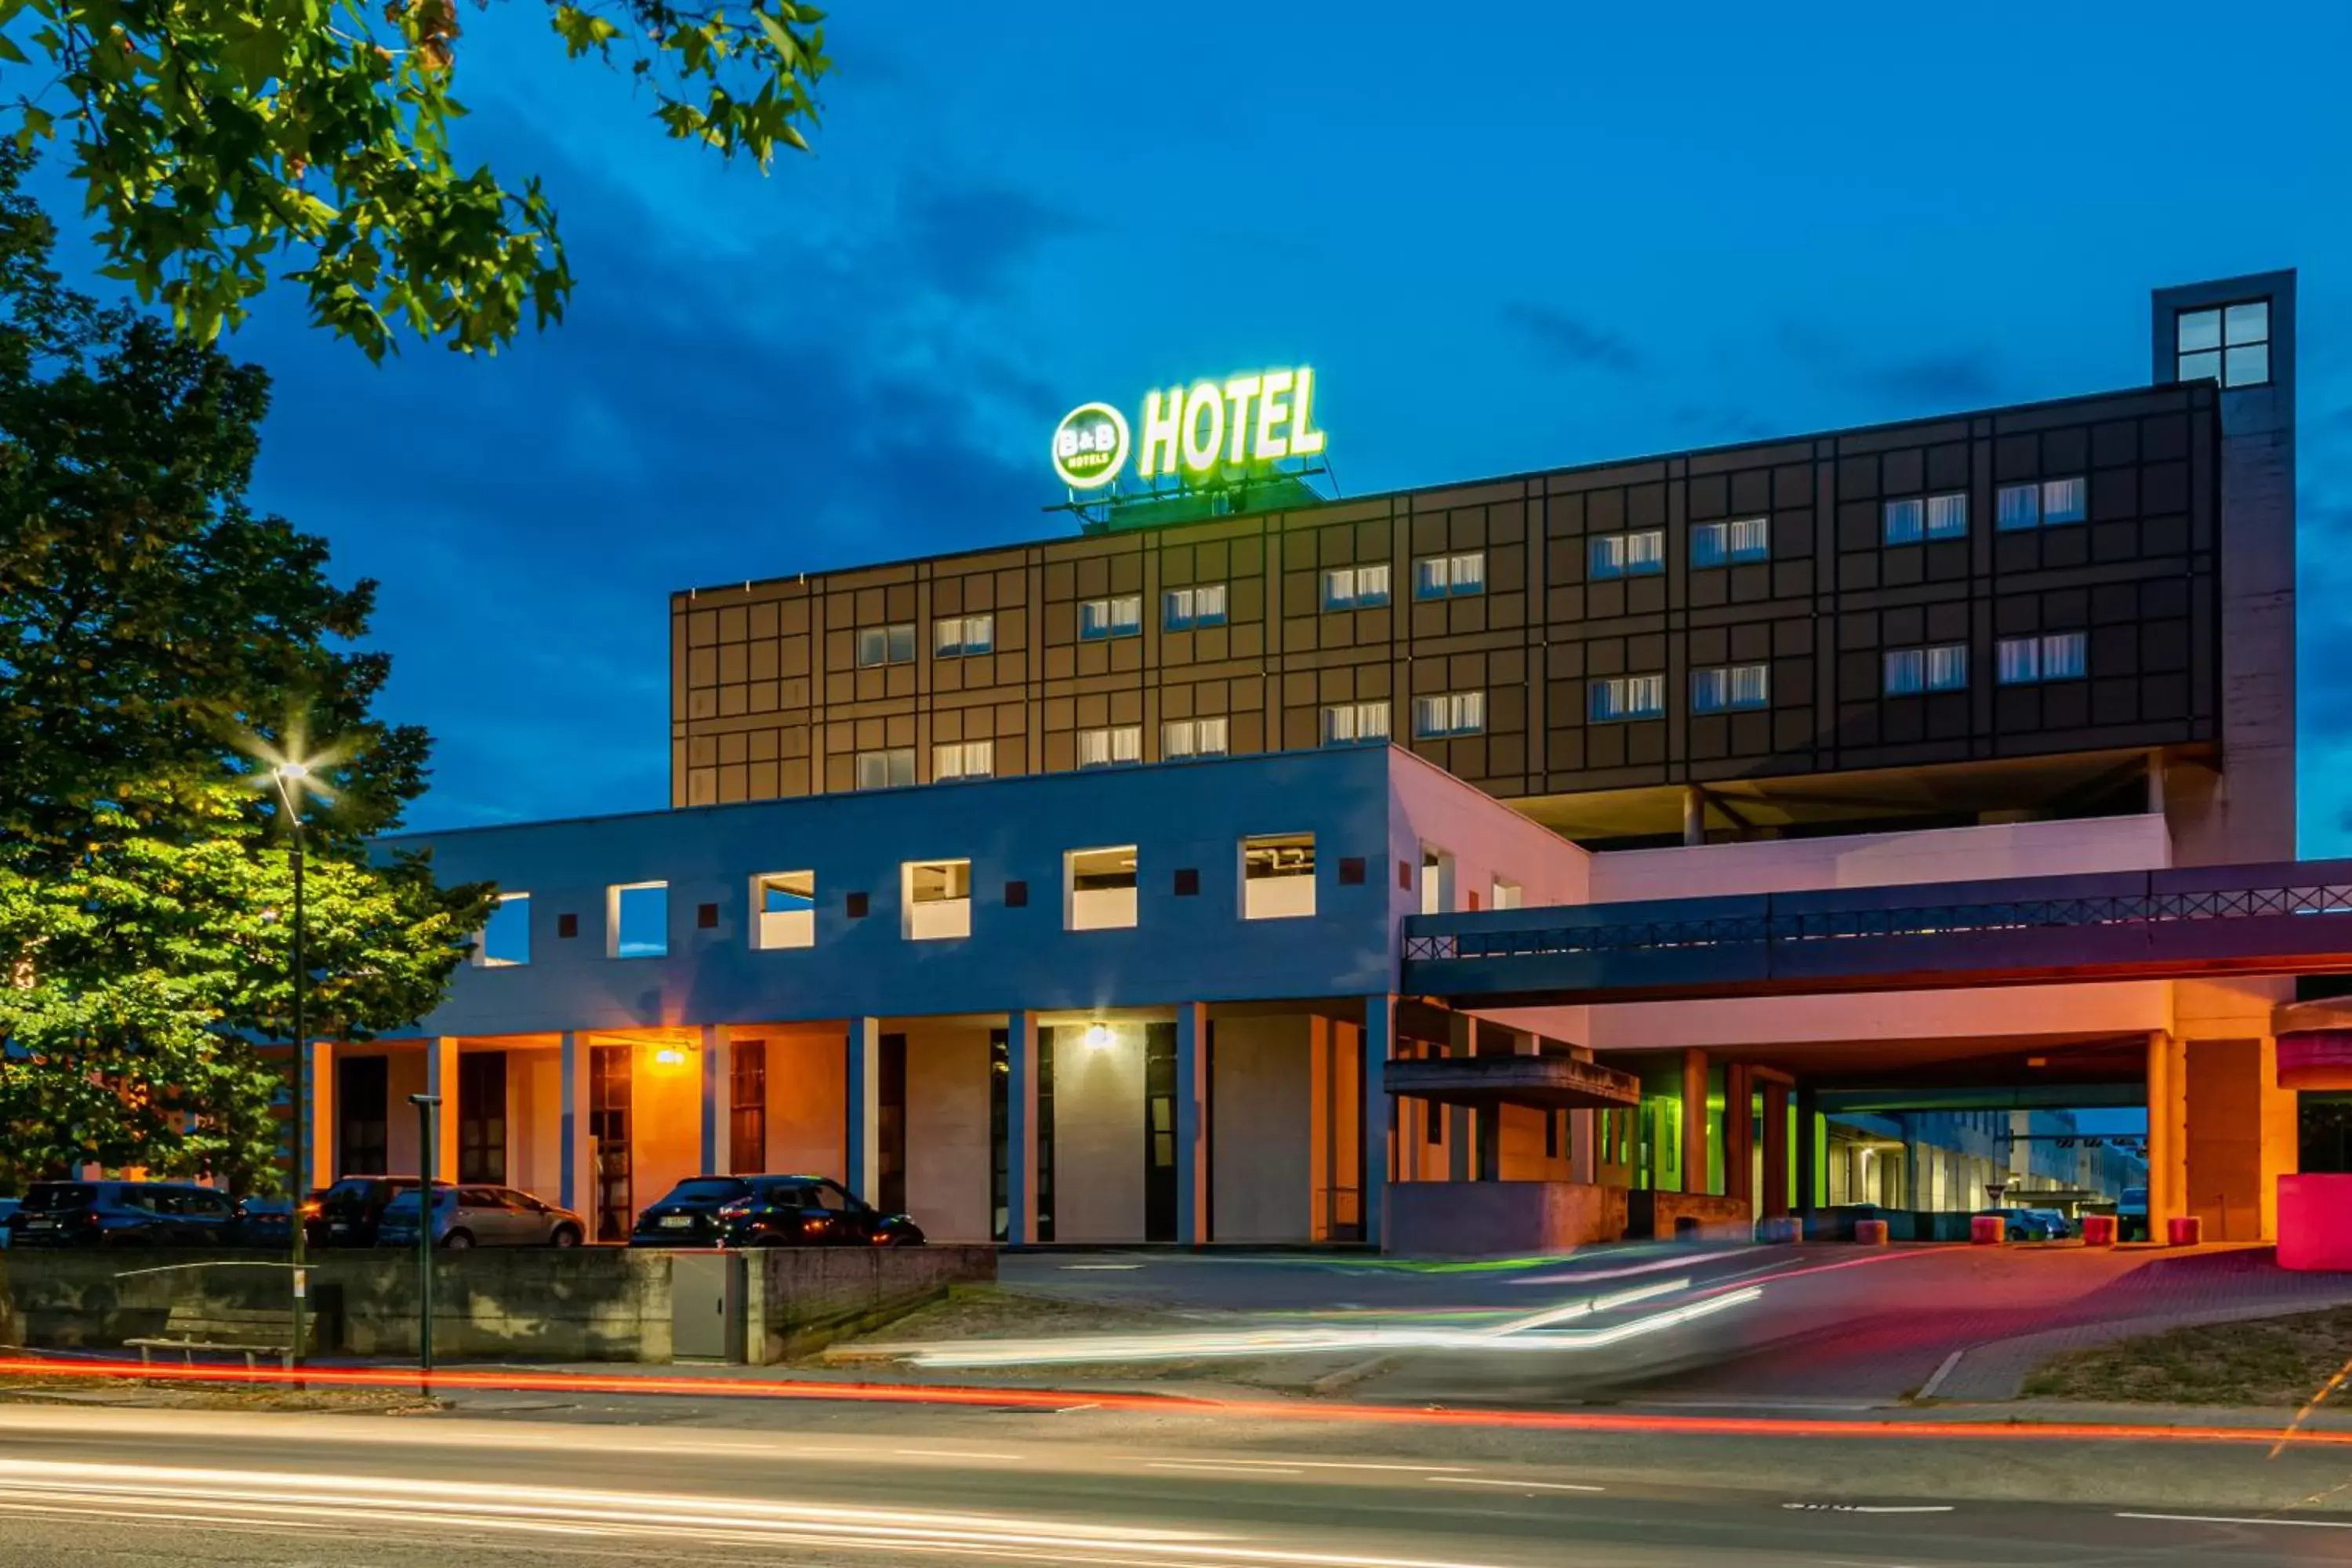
[1051,367,1326,491]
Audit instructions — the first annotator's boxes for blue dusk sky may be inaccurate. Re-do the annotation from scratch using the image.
[99,3,2352,835]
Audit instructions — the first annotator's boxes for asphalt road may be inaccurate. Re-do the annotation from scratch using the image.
[4,1401,2351,1566]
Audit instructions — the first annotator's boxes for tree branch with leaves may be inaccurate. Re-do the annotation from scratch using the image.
[0,0,829,358]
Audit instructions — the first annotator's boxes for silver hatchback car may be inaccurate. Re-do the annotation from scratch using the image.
[376,1184,586,1249]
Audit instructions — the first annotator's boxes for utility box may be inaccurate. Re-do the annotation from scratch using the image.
[670,1251,746,1363]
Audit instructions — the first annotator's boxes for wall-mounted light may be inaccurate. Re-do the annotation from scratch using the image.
[655,1045,688,1067]
[1083,1022,1114,1050]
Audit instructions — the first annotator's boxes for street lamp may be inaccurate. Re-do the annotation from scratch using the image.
[268,756,318,1374]
[408,1092,440,1385]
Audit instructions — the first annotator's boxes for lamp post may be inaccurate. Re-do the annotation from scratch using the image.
[408,1092,440,1384]
[270,760,314,1374]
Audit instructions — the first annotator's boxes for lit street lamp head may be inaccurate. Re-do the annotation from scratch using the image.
[274,761,310,782]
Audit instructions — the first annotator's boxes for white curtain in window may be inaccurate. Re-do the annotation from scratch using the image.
[1080,601,1109,638]
[1729,517,1769,558]
[1589,536,1626,579]
[1884,648,1926,695]
[1357,564,1391,603]
[1413,558,1449,600]
[1627,531,1664,570]
[1321,705,1359,744]
[1588,681,1622,721]
[2041,631,2087,679]
[1997,485,2039,531]
[1196,583,1227,622]
[1110,596,1141,633]
[1198,716,1229,753]
[1925,494,1968,539]
[1163,720,1196,758]
[1691,668,1730,713]
[1628,674,1664,716]
[2040,477,2085,524]
[1730,664,1769,708]
[1997,637,2041,684]
[1450,553,1485,593]
[1690,524,1727,569]
[1078,729,1112,767]
[1884,499,1925,546]
[1926,644,1969,690]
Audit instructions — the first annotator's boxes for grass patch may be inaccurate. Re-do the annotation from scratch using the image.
[2020,1306,2352,1406]
[819,1285,1192,1349]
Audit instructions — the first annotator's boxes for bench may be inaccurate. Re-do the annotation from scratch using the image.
[125,1305,303,1370]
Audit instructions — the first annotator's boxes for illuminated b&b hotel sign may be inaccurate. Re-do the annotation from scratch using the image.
[1051,366,1327,492]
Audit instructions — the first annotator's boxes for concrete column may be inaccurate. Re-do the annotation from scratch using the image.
[1568,1045,1598,1185]
[1446,1012,1475,1182]
[1680,1047,1711,1196]
[1760,1080,1789,1218]
[1004,1011,1041,1245]
[1723,1063,1753,1209]
[2147,748,2169,815]
[304,1040,336,1190]
[1682,785,1704,846]
[697,1025,730,1176]
[558,1032,592,1218]
[845,1017,880,1200]
[2259,1034,2299,1243]
[1362,995,1396,1249]
[423,1036,459,1182]
[1795,1085,1821,1212]
[2146,1030,2181,1234]
[1174,1003,1210,1245]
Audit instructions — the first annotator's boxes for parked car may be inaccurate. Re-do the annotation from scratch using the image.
[630,1174,926,1249]
[230,1196,296,1247]
[1976,1206,2066,1241]
[375,1184,586,1249]
[303,1174,422,1248]
[2024,1207,2077,1240]
[3,1181,240,1247]
[0,1197,17,1248]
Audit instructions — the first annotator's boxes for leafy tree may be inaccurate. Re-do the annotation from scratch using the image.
[0,0,829,358]
[0,144,492,1189]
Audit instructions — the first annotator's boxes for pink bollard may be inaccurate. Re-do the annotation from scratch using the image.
[2081,1214,2118,1247]
[1853,1218,1889,1246]
[2167,1215,2204,1247]
[1971,1214,2006,1246]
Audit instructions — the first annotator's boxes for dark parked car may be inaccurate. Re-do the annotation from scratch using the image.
[3,1181,240,1247]
[375,1184,586,1249]
[1977,1206,2067,1241]
[0,1197,17,1248]
[631,1174,925,1249]
[231,1196,296,1247]
[302,1174,422,1248]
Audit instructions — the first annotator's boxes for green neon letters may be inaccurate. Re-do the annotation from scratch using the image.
[1052,366,1323,489]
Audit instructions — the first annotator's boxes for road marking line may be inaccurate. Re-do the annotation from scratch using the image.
[2116,1512,2352,1530]
[1915,1350,1966,1400]
[1146,1461,1305,1475]
[1427,1477,1603,1494]
[1156,1461,1472,1475]
[1780,1503,1954,1514]
[887,1449,1025,1462]
[1061,1264,1145,1271]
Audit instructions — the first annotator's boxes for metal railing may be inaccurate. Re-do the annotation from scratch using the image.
[1403,881,2352,964]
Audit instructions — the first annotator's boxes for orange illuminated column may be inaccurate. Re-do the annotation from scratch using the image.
[1174,1003,1209,1245]
[697,1025,730,1175]
[1681,1048,1711,1196]
[305,1040,336,1191]
[1723,1063,1753,1211]
[423,1036,459,1182]
[1760,1082,1789,1219]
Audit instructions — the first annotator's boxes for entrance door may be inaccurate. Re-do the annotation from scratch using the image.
[1143,1023,1178,1242]
[590,1044,633,1243]
[457,1051,507,1184]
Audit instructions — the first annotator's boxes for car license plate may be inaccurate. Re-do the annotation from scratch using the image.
[329,1222,350,1234]
[660,1214,692,1229]
[27,1218,56,1229]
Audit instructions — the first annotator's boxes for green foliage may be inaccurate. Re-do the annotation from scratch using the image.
[0,0,828,358]
[0,145,493,1189]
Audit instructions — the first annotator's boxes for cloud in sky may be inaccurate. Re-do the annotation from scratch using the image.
[1503,303,1642,376]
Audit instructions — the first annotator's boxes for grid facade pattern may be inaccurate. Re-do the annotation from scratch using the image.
[674,385,2221,808]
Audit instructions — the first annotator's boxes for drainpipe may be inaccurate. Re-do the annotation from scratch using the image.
[1682,786,1705,847]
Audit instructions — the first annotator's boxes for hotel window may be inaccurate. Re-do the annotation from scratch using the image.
[1078,595,1143,641]
[1996,477,2087,531]
[1411,551,1486,600]
[855,747,915,790]
[1491,877,1523,910]
[933,739,994,781]
[1320,564,1392,611]
[1884,493,1967,545]
[934,614,994,657]
[1162,717,1229,759]
[1884,644,1970,695]
[1690,664,1769,714]
[1076,725,1142,769]
[1997,632,2088,685]
[1411,691,1485,739]
[1241,832,1316,920]
[902,858,971,941]
[475,892,530,967]
[607,881,668,960]
[1690,517,1769,568]
[1588,674,1665,723]
[1320,700,1390,746]
[1163,583,1229,630]
[2177,299,2270,388]
[1589,529,1665,579]
[752,871,815,950]
[856,623,916,666]
[1066,845,1139,931]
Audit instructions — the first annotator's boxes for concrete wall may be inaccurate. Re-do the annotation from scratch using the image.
[1628,1189,1754,1241]
[904,1022,993,1242]
[1573,978,2173,1054]
[633,1040,704,1203]
[1385,1181,1628,1255]
[1051,1023,1145,1243]
[1212,1014,1314,1242]
[764,1025,847,1178]
[512,1049,563,1196]
[0,1245,996,1365]
[1586,813,2172,901]
[1388,753,1590,917]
